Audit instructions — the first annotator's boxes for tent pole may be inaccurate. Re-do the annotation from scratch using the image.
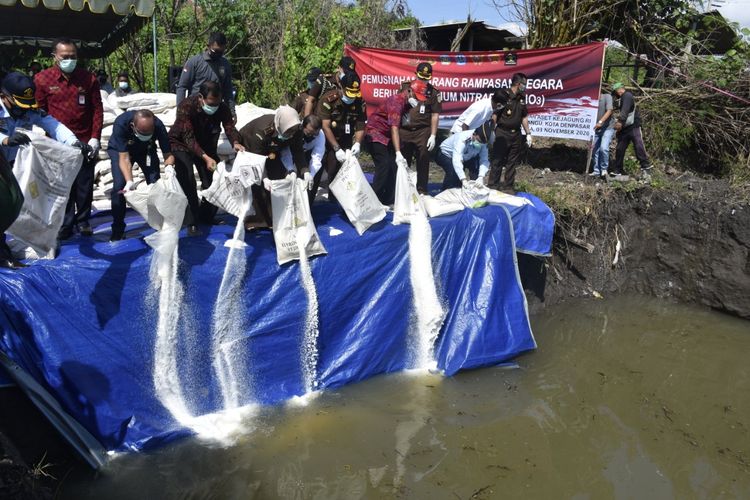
[152,14,158,92]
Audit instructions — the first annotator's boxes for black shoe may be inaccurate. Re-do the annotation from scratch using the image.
[79,223,93,236]
[187,225,201,237]
[58,226,74,240]
[110,231,125,242]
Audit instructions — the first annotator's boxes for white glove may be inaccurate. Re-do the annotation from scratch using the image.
[526,134,533,147]
[351,142,361,157]
[461,178,470,189]
[263,178,272,191]
[335,148,347,163]
[426,135,436,151]
[395,151,408,169]
[303,171,313,190]
[121,180,134,194]
[88,138,100,154]
[476,175,485,186]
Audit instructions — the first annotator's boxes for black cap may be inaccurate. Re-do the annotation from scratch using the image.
[339,56,356,72]
[416,62,432,80]
[492,88,510,108]
[1,72,38,109]
[475,120,494,144]
[306,67,322,82]
[341,71,362,98]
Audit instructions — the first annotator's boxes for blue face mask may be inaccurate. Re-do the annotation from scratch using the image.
[341,95,355,105]
[471,140,483,148]
[202,103,219,115]
[307,80,314,90]
[58,58,77,73]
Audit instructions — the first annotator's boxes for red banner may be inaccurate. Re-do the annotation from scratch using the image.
[345,42,606,140]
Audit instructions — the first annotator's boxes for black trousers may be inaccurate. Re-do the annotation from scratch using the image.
[0,155,23,260]
[399,127,431,193]
[109,150,161,234]
[245,155,290,228]
[611,126,651,174]
[62,155,98,230]
[173,150,218,225]
[487,128,523,191]
[366,136,396,205]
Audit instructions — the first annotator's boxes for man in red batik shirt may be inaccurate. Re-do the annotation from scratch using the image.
[35,37,103,240]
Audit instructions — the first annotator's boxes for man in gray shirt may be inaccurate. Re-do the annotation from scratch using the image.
[176,32,236,119]
[589,88,615,178]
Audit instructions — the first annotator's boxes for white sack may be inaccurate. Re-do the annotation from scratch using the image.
[392,161,425,225]
[110,92,176,112]
[487,189,534,208]
[328,153,386,235]
[420,194,464,218]
[199,152,266,219]
[269,174,327,265]
[435,181,490,209]
[7,132,84,259]
[124,165,187,232]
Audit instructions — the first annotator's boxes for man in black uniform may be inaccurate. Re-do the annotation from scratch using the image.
[302,56,356,117]
[487,72,532,193]
[314,71,366,199]
[239,105,309,229]
[399,62,441,194]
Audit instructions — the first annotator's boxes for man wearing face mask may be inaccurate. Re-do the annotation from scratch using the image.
[315,71,365,197]
[114,72,134,98]
[238,105,309,229]
[107,109,174,241]
[0,72,78,164]
[487,72,531,194]
[169,81,244,236]
[436,120,494,191]
[34,37,103,240]
[303,56,356,118]
[400,62,442,194]
[176,32,236,120]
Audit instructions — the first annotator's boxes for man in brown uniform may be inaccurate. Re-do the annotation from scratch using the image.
[291,67,322,115]
[400,62,441,194]
[314,71,366,199]
[239,105,309,228]
[302,56,356,117]
[487,72,532,193]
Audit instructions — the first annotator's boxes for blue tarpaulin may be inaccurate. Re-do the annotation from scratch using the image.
[0,201,541,457]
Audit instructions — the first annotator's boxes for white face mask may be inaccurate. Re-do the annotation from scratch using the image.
[339,71,345,80]
[408,97,418,108]
[118,81,129,90]
[202,103,219,115]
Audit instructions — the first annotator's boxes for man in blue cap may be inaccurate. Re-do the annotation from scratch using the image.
[0,72,79,163]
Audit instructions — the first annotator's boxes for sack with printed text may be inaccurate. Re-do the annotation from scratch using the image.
[329,152,386,235]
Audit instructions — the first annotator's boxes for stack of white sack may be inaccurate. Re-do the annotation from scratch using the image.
[216,102,274,159]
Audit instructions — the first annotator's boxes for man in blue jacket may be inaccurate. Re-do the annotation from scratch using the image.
[107,109,175,241]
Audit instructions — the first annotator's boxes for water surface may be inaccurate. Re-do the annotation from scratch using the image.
[62,296,750,499]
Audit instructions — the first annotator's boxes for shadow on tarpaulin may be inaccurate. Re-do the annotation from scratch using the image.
[0,200,544,461]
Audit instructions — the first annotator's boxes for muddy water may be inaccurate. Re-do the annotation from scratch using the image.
[61,296,750,499]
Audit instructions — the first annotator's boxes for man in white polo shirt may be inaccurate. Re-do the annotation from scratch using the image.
[449,89,509,135]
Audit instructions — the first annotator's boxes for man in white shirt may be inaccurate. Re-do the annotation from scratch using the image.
[436,120,494,190]
[449,89,509,135]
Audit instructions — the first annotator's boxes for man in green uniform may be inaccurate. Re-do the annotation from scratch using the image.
[302,56,356,117]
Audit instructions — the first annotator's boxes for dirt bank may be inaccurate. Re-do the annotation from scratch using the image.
[515,164,750,319]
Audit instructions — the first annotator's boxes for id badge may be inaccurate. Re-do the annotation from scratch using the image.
[419,104,425,114]
[78,93,86,105]
[345,123,351,135]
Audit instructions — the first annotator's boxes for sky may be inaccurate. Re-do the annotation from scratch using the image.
[406,0,750,31]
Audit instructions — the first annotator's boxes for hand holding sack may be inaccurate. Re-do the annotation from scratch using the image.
[328,151,386,235]
[268,173,327,265]
[199,151,266,219]
[392,158,425,225]
[335,148,347,163]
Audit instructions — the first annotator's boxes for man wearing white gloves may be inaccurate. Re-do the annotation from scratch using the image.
[487,72,531,194]
[315,71,365,200]
[35,37,103,239]
[108,109,175,241]
[435,120,494,191]
[399,62,441,194]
